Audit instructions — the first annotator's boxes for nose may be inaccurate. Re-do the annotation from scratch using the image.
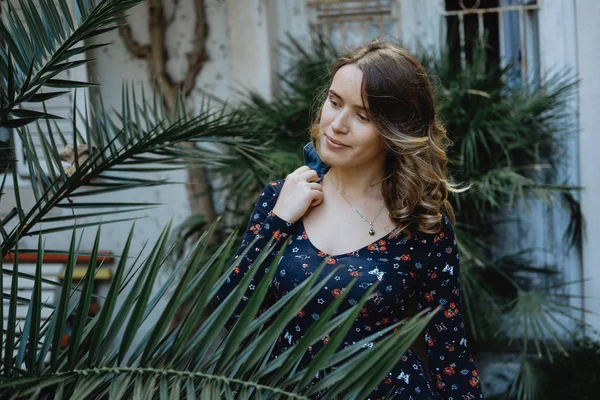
[330,109,349,134]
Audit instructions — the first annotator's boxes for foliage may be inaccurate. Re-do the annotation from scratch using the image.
[1,221,433,399]
[0,1,433,398]
[536,336,600,400]
[200,35,583,399]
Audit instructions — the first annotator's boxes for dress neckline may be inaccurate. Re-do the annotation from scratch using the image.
[298,219,398,258]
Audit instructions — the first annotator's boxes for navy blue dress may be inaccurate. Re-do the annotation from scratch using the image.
[215,145,484,400]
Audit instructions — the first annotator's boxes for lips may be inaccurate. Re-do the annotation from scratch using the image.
[325,135,349,147]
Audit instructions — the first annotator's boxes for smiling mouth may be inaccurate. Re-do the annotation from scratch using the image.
[325,135,349,147]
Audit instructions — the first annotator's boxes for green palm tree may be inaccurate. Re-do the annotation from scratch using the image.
[0,1,433,398]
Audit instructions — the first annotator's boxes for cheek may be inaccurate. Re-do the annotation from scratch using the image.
[358,127,384,149]
[320,106,334,128]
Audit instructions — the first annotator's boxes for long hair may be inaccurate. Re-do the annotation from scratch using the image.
[310,40,465,237]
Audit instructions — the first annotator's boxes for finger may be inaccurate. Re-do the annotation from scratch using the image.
[309,191,324,207]
[306,182,322,191]
[310,197,323,207]
[292,165,310,175]
[298,169,319,182]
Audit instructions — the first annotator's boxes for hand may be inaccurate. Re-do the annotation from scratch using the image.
[273,166,323,224]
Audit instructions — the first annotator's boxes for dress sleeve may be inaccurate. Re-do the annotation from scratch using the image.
[214,180,296,324]
[416,214,485,399]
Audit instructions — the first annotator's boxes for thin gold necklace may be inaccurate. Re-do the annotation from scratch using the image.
[330,177,386,236]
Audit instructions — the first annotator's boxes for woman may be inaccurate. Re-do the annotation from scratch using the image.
[216,40,484,399]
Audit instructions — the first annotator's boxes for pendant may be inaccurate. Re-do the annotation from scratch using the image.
[369,226,375,236]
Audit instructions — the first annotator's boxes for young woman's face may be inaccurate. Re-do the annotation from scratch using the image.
[318,64,387,170]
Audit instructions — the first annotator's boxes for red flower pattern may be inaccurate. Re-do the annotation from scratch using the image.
[216,180,483,399]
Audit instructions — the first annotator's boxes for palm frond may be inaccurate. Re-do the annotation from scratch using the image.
[0,221,433,399]
[1,82,268,256]
[510,357,543,400]
[0,0,144,127]
[500,281,590,362]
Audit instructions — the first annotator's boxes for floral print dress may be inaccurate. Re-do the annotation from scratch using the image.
[216,180,484,400]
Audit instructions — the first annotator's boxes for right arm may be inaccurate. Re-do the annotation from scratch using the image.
[215,167,323,323]
[215,180,295,318]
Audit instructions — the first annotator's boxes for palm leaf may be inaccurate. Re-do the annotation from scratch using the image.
[0,0,146,126]
[0,222,432,399]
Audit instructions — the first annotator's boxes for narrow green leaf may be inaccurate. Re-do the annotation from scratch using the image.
[4,241,19,376]
[39,104,67,181]
[56,202,162,209]
[170,237,270,367]
[143,375,158,399]
[33,122,59,183]
[56,43,107,63]
[56,0,73,30]
[138,222,222,365]
[160,376,169,400]
[118,222,172,363]
[27,235,44,373]
[24,91,70,103]
[68,180,169,198]
[169,377,181,400]
[26,217,139,236]
[7,52,15,103]
[70,375,105,400]
[89,224,134,364]
[0,18,29,75]
[19,127,42,200]
[36,300,57,371]
[39,0,65,43]
[43,79,99,88]
[26,0,53,55]
[46,58,91,74]
[72,86,79,170]
[3,117,38,129]
[67,225,101,368]
[95,245,150,364]
[0,255,3,365]
[10,109,63,120]
[185,379,197,400]
[39,207,150,223]
[109,373,133,400]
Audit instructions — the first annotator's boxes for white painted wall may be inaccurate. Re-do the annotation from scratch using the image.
[537,0,583,325]
[226,0,278,100]
[576,0,600,334]
[85,0,234,352]
[275,0,311,80]
[395,0,445,55]
[84,0,232,259]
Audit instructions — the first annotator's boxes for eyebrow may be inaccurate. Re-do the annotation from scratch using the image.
[329,89,368,112]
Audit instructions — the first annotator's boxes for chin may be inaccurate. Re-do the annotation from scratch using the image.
[320,149,351,169]
[317,138,341,166]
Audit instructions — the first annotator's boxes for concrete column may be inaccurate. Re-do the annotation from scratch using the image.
[576,0,600,334]
[395,0,445,55]
[226,0,279,101]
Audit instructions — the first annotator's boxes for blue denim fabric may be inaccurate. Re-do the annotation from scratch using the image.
[302,142,329,180]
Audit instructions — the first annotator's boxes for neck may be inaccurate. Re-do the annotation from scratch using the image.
[326,164,386,200]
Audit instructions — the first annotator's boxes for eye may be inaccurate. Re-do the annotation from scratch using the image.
[357,113,369,122]
[328,97,340,108]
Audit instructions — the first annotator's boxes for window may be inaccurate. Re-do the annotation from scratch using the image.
[443,0,540,85]
[306,0,394,47]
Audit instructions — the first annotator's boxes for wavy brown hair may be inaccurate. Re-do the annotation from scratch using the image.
[310,40,465,237]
